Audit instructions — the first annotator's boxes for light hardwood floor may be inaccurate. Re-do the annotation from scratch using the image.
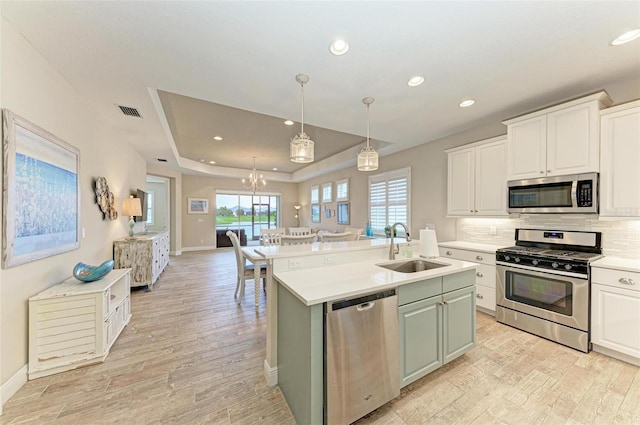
[2,250,639,424]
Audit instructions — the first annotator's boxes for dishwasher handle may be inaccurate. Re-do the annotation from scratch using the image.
[357,302,375,312]
[330,289,396,312]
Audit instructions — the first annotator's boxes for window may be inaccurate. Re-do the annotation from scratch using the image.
[336,178,349,201]
[368,167,411,235]
[322,182,332,203]
[215,192,281,241]
[145,191,155,225]
[311,185,319,204]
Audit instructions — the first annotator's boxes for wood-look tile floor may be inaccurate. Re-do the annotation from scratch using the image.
[2,250,639,425]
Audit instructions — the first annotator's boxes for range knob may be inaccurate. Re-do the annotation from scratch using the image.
[565,264,572,271]
[532,259,539,266]
[552,262,559,268]
[504,255,510,261]
[515,257,521,263]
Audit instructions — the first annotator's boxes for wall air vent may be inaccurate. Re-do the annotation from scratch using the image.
[117,105,142,118]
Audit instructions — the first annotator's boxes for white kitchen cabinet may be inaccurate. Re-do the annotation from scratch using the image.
[504,91,612,180]
[446,136,507,217]
[440,244,500,315]
[28,268,132,379]
[591,262,640,366]
[599,100,640,217]
[114,231,169,290]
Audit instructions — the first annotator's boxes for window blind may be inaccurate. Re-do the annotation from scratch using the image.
[368,167,411,235]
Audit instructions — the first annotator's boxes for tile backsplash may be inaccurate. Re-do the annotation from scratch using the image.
[455,216,640,259]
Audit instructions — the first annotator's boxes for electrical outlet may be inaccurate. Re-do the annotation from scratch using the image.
[288,259,302,269]
[81,227,86,239]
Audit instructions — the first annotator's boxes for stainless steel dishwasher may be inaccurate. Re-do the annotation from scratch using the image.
[325,289,399,425]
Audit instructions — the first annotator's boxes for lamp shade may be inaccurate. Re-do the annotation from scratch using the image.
[122,197,142,217]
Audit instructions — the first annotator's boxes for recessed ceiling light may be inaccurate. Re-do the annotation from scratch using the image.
[213,136,223,141]
[329,39,350,56]
[209,161,216,164]
[284,120,294,126]
[272,167,278,171]
[459,99,475,108]
[199,159,205,162]
[407,76,425,87]
[611,29,640,46]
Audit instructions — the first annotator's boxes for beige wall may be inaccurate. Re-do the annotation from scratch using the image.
[0,19,147,385]
[298,122,507,242]
[181,174,298,249]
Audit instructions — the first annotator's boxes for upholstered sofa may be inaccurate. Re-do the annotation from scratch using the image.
[216,229,247,247]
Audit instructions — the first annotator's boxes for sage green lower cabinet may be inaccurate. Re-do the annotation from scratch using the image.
[398,271,476,388]
[399,295,443,387]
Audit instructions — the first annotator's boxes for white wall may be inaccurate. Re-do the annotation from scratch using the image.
[0,18,146,399]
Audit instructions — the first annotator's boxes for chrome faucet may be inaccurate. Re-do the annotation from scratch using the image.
[389,222,411,260]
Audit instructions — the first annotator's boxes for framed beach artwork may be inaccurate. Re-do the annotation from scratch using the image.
[188,197,209,214]
[2,110,80,268]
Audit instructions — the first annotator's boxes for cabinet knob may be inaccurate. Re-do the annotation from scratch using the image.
[474,210,478,213]
[619,278,636,285]
[540,171,544,174]
[476,294,484,299]
[446,251,452,256]
[476,272,483,277]
[547,170,551,173]
[470,210,474,213]
[476,255,483,261]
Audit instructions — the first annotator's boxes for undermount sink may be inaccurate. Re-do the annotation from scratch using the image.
[376,259,449,273]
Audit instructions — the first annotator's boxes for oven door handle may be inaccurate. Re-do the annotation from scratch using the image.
[496,262,588,280]
[571,180,578,209]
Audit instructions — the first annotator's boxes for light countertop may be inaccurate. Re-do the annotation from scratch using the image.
[274,254,477,306]
[254,237,408,259]
[592,257,640,273]
[438,240,512,253]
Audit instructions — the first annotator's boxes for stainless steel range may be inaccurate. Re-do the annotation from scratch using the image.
[496,229,602,352]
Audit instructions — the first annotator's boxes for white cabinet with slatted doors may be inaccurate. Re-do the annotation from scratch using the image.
[439,242,505,315]
[28,268,132,379]
[591,258,640,366]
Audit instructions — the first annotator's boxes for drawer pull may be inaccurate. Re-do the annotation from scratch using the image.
[476,294,484,299]
[619,278,636,285]
[475,255,483,261]
[476,272,483,278]
[446,251,452,256]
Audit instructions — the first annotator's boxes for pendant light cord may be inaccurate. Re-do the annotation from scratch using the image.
[300,82,305,135]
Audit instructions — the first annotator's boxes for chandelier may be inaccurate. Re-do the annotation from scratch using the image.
[357,96,379,171]
[242,157,266,193]
[290,74,314,163]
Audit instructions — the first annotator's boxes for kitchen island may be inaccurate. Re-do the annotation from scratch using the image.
[271,249,478,425]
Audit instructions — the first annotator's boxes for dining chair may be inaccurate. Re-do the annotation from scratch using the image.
[260,227,285,246]
[320,232,353,242]
[227,230,266,303]
[288,227,311,236]
[281,234,317,245]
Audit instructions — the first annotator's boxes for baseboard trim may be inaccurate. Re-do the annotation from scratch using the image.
[1,364,28,410]
[181,245,216,252]
[592,344,640,367]
[264,359,278,387]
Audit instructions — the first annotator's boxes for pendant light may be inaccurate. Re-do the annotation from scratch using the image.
[357,97,378,171]
[241,157,266,194]
[290,74,314,163]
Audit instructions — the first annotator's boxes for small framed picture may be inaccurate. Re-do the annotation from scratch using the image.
[311,204,320,223]
[188,197,209,214]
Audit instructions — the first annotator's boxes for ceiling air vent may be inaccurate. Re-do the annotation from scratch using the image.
[117,105,142,118]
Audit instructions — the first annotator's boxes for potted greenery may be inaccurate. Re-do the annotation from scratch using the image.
[384,225,392,238]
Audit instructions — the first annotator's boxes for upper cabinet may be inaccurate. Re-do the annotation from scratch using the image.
[504,91,612,180]
[446,136,508,217]
[599,100,640,217]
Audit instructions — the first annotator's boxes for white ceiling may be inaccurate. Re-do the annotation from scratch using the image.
[2,1,639,182]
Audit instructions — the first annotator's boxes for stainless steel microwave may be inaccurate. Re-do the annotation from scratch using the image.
[507,172,598,214]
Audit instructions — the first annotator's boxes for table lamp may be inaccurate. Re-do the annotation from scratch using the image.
[122,196,142,237]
